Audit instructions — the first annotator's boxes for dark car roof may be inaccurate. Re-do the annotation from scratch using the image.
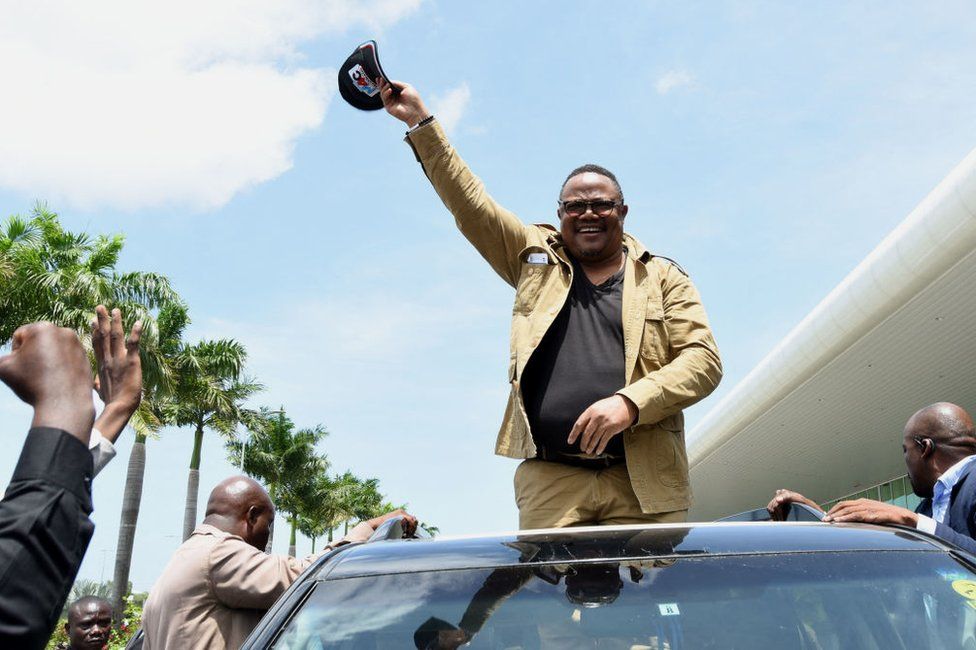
[318,522,953,580]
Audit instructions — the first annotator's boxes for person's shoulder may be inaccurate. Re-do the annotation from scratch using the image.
[621,234,688,277]
[649,254,689,278]
[529,223,558,239]
[955,461,976,497]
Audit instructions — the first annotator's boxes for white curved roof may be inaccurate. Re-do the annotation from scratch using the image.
[688,146,976,519]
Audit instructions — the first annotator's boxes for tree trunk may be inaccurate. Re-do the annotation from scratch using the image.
[311,537,316,554]
[288,518,297,558]
[111,433,147,621]
[344,520,349,536]
[328,527,334,543]
[182,425,204,541]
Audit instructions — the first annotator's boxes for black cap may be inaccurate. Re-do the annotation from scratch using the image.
[338,40,393,111]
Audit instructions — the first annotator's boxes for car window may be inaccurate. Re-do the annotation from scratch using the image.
[271,551,976,649]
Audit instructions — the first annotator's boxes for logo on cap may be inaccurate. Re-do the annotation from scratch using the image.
[348,64,379,97]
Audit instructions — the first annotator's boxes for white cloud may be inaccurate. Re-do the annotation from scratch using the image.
[655,69,696,95]
[0,0,422,211]
[430,82,471,135]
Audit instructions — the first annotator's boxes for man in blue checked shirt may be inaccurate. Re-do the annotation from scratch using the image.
[769,403,976,554]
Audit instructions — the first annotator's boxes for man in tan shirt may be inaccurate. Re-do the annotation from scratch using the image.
[142,476,415,649]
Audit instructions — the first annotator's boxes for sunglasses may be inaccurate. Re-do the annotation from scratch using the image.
[557,199,622,218]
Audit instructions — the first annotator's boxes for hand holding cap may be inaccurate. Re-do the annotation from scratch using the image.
[338,40,394,111]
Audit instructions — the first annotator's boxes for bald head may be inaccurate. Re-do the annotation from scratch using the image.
[203,475,274,550]
[906,403,976,452]
[206,475,272,519]
[902,403,976,497]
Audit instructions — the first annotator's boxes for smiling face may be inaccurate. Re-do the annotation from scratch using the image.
[558,172,628,264]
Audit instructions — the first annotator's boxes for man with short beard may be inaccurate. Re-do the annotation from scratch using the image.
[58,597,113,650]
[379,78,722,529]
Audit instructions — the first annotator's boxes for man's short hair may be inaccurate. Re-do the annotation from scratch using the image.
[560,164,624,202]
[68,596,112,621]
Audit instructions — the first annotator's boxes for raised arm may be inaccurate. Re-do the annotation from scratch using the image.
[0,323,96,649]
[379,78,529,287]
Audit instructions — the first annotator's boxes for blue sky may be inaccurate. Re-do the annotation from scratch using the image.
[1,1,975,591]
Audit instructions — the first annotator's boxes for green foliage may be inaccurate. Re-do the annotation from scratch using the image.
[294,471,365,542]
[0,204,184,397]
[168,339,262,440]
[61,579,119,617]
[229,408,328,520]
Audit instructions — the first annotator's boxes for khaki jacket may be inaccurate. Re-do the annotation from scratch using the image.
[407,121,723,513]
[142,522,373,650]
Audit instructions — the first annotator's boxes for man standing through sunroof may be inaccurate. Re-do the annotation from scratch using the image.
[379,78,722,529]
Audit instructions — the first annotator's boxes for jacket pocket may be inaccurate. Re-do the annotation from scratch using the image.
[654,427,690,488]
[513,247,555,315]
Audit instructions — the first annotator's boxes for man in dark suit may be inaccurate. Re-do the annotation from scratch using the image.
[769,403,976,554]
[0,309,143,649]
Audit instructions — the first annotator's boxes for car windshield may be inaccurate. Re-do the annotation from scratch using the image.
[272,550,976,649]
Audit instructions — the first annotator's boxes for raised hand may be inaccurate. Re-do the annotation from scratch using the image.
[0,322,94,443]
[92,305,143,443]
[767,489,825,521]
[378,77,431,127]
[366,508,419,537]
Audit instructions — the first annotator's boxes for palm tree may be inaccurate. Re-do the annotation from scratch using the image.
[0,206,178,384]
[227,409,326,555]
[342,477,383,536]
[173,340,262,541]
[295,472,362,553]
[109,302,189,620]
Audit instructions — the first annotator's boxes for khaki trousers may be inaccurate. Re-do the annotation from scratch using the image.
[514,459,688,529]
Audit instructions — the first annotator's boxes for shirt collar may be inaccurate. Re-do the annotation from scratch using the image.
[935,454,976,499]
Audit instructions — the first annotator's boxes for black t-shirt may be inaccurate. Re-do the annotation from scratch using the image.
[521,257,627,459]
